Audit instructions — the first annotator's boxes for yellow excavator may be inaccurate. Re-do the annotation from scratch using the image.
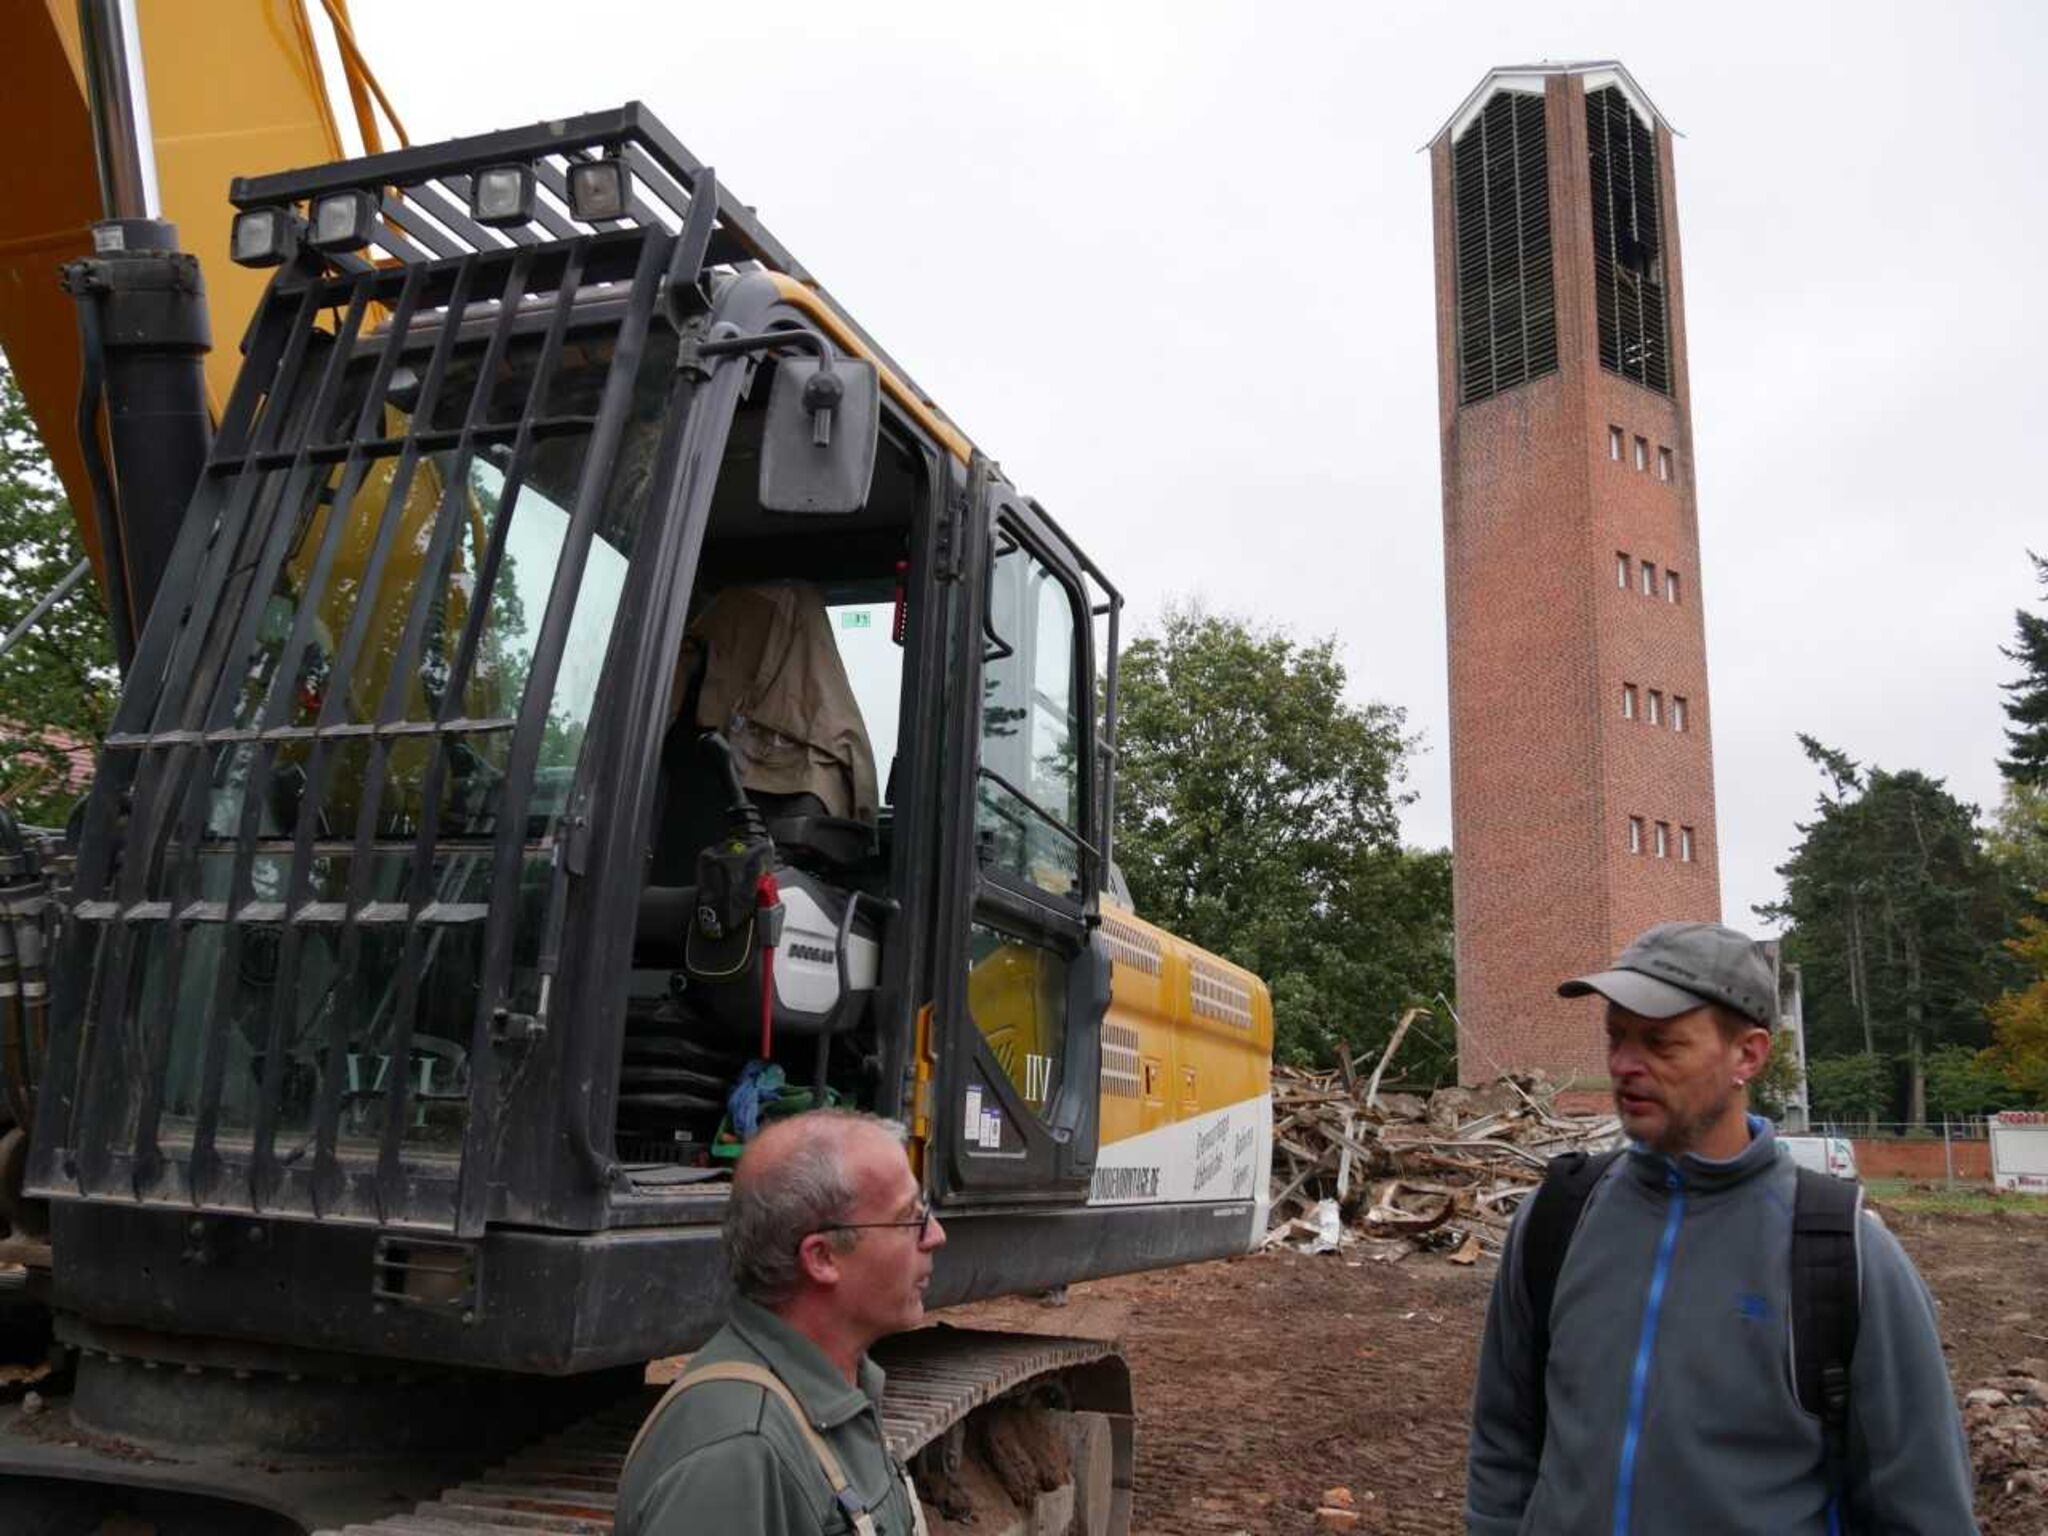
[0,4,1274,1530]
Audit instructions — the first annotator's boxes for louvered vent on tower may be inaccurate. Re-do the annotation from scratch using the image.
[1451,90,1557,406]
[1586,85,1671,395]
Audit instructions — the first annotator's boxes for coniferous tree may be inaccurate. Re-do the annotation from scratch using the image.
[2001,550,2048,787]
[1760,737,2021,1124]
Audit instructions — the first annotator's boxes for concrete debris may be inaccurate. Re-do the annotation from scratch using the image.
[1965,1365,2048,1522]
[1267,1064,1619,1262]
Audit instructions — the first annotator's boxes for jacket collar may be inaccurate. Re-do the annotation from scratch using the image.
[726,1296,887,1431]
[1626,1113,1778,1193]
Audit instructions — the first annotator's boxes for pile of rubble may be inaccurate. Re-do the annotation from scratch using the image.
[1965,1365,2048,1519]
[1264,1042,1618,1264]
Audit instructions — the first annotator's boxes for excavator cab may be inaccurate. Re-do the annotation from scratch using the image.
[0,68,1282,1527]
[16,106,1175,1380]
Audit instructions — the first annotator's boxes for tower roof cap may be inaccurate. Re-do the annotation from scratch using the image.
[1428,61,1677,149]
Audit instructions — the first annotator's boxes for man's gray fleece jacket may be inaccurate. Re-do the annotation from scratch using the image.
[1466,1121,1978,1534]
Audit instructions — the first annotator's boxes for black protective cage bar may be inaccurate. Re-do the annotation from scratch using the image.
[28,105,854,1236]
[37,234,662,1234]
[229,103,949,434]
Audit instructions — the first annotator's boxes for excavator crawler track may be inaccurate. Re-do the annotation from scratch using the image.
[320,1328,1131,1534]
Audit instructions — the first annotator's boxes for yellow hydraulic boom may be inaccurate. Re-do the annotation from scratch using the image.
[0,0,396,592]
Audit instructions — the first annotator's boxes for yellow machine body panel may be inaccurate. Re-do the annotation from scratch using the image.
[956,902,1272,1212]
[0,0,355,580]
[1089,902,1274,1209]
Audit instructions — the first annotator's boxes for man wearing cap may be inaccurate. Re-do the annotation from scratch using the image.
[616,1109,943,1535]
[1465,921,1977,1535]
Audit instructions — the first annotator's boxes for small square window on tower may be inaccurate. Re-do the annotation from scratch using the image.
[1671,695,1688,732]
[1623,683,1638,719]
[1657,446,1674,481]
[1634,436,1649,471]
[1641,560,1657,596]
[1666,569,1681,604]
[1628,816,1644,854]
[1609,426,1624,461]
[1617,551,1631,588]
[1680,825,1696,862]
[1655,821,1671,858]
[1648,690,1663,726]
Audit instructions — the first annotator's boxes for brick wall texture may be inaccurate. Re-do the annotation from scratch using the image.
[1433,73,1722,1089]
[1850,1139,1993,1183]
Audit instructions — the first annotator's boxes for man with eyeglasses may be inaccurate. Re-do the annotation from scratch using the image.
[617,1108,945,1535]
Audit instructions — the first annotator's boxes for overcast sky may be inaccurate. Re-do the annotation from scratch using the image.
[349,0,2046,936]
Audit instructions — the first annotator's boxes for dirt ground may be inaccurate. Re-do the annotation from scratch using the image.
[945,1195,2048,1535]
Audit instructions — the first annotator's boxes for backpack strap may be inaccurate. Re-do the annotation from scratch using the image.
[627,1360,880,1536]
[1519,1148,1623,1448]
[1791,1167,1861,1498]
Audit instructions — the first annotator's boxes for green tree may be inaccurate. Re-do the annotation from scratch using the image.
[1987,903,2048,1105]
[1113,605,1453,1072]
[1760,736,2020,1125]
[0,357,116,826]
[1748,1031,1805,1122]
[1805,1052,1891,1131]
[1986,780,2048,897]
[1999,550,2048,787]
[1921,1043,2016,1120]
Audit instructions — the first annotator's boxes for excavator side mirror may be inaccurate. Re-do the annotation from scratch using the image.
[759,357,879,514]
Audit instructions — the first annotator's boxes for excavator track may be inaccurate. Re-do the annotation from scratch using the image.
[321,1327,1132,1535]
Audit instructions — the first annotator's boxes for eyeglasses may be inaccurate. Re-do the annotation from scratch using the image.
[812,1198,935,1245]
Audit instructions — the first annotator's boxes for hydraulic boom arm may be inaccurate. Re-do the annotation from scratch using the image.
[0,0,398,635]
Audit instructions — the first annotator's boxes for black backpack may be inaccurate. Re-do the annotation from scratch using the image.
[1520,1149,1861,1484]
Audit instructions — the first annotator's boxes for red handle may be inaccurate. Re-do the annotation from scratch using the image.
[756,870,780,1060]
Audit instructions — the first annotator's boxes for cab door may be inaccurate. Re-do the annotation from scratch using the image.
[929,462,1107,1202]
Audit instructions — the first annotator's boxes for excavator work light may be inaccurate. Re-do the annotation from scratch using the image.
[567,157,632,222]
[308,188,378,252]
[472,163,537,227]
[230,206,299,267]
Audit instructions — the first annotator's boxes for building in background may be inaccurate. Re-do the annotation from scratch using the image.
[1766,940,1810,1131]
[1428,63,1721,1093]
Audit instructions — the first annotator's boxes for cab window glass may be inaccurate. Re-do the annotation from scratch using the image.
[967,921,1066,1118]
[827,598,902,791]
[978,532,1083,897]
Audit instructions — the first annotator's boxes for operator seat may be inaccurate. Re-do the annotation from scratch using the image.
[635,581,886,1111]
[650,581,879,883]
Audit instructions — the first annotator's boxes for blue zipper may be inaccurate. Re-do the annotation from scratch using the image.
[1613,1161,1685,1536]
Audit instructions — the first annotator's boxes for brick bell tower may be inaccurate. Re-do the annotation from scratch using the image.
[1428,62,1722,1092]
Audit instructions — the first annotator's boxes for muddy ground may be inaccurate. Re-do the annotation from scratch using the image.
[946,1195,2048,1535]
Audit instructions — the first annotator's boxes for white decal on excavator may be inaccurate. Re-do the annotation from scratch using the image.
[1088,1093,1272,1227]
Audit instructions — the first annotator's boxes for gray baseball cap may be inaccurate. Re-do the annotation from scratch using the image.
[1558,921,1777,1027]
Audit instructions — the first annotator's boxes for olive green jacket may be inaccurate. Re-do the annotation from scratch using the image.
[615,1297,921,1536]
